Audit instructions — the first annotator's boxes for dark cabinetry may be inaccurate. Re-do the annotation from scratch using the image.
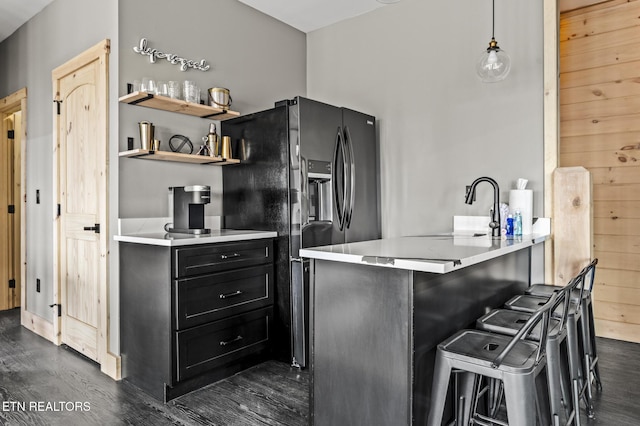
[120,238,274,401]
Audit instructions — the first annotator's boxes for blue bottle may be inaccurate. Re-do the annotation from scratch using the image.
[514,210,523,237]
[506,214,514,236]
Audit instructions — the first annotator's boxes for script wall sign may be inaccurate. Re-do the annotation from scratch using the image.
[133,38,210,72]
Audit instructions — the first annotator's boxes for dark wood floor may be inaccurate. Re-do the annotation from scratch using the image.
[0,308,308,426]
[1,307,640,425]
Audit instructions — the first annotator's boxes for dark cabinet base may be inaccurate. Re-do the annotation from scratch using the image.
[120,239,275,402]
[176,307,273,382]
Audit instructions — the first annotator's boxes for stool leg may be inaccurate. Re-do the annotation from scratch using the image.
[428,352,452,426]
[571,377,582,426]
[503,373,539,426]
[457,371,478,425]
[579,304,595,404]
[567,314,594,419]
[583,353,596,419]
[546,336,569,425]
[488,378,504,418]
[559,340,573,414]
[583,296,603,392]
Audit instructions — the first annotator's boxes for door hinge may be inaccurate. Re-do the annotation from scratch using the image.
[8,279,15,289]
[7,130,14,139]
[8,205,15,214]
[49,303,62,317]
[53,99,62,115]
[57,204,61,217]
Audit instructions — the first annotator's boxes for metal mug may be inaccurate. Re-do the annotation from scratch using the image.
[208,88,232,109]
[138,121,154,150]
[221,136,232,159]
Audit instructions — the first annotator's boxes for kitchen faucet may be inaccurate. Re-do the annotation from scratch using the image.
[465,177,501,237]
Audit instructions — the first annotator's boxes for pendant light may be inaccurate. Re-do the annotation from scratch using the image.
[476,0,511,82]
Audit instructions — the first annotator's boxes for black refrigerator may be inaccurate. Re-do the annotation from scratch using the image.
[222,96,380,367]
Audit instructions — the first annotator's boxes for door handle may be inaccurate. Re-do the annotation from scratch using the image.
[83,224,100,234]
[220,253,240,260]
[344,126,355,228]
[219,290,243,299]
[332,127,344,230]
[220,335,243,346]
[333,126,348,231]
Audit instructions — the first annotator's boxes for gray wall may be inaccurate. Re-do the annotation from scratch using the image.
[0,0,305,356]
[1,0,543,356]
[0,0,119,329]
[118,0,306,219]
[116,0,305,354]
[307,0,544,238]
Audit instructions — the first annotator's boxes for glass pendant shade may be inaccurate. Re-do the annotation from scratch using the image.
[476,38,511,82]
[476,0,511,83]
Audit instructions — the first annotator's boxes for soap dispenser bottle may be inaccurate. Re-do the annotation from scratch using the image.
[514,210,523,237]
[506,214,514,236]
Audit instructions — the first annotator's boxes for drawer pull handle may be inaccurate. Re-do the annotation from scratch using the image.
[219,290,243,299]
[220,335,243,346]
[220,253,241,260]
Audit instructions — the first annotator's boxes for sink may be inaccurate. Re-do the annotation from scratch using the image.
[453,215,492,235]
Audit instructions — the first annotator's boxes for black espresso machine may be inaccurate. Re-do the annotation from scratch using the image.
[166,185,211,234]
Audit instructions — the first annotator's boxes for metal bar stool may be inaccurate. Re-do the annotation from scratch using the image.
[476,273,583,426]
[503,260,598,419]
[525,259,602,399]
[427,292,559,426]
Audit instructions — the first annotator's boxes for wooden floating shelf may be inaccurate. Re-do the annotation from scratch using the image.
[119,149,240,165]
[119,91,240,121]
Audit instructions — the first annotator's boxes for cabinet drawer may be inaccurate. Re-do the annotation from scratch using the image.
[175,307,272,382]
[174,239,273,277]
[174,264,274,330]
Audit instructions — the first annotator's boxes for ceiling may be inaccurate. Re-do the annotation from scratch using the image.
[0,0,389,44]
[0,0,54,43]
[0,0,609,45]
[237,0,388,33]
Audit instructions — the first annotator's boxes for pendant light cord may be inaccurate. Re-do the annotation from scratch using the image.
[492,0,495,39]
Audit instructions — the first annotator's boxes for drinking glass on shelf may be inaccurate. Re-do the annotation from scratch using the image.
[194,86,201,104]
[168,81,181,99]
[132,80,141,92]
[156,81,168,96]
[183,80,199,103]
[141,77,156,94]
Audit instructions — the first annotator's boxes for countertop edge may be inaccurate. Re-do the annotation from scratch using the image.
[114,230,278,247]
[300,234,549,274]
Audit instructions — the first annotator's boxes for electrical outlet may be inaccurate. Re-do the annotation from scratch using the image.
[36,279,41,292]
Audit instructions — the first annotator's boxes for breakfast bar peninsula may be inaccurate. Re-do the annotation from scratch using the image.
[300,230,549,426]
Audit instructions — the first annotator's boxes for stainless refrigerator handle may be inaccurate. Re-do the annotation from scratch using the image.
[301,157,309,227]
[339,128,349,231]
[344,126,356,229]
[332,127,345,230]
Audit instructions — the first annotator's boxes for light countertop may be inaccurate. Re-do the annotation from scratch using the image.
[114,217,277,246]
[114,229,277,247]
[299,233,549,274]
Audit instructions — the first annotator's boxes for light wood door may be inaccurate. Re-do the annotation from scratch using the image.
[559,0,640,343]
[0,111,20,311]
[53,41,109,362]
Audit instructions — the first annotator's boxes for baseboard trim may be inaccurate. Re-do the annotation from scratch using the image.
[20,309,55,343]
[101,351,122,380]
